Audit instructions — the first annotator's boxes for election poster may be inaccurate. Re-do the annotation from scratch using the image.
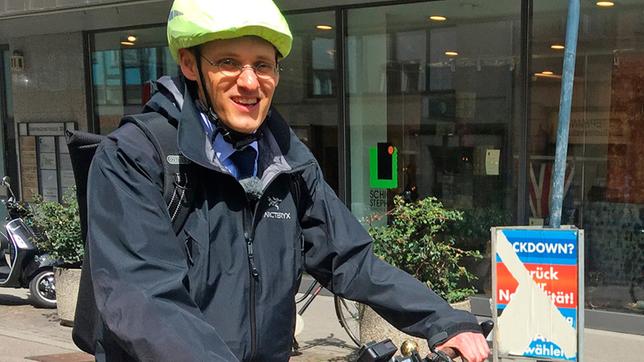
[492,227,584,361]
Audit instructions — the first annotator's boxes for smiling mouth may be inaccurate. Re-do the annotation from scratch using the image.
[231,97,259,106]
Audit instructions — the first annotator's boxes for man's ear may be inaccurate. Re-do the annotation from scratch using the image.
[178,48,198,81]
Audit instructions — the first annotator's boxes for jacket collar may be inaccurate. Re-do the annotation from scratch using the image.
[176,86,220,171]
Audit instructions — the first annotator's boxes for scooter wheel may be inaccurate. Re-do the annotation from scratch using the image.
[29,269,56,309]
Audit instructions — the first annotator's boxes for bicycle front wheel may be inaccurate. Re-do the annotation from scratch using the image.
[334,296,361,346]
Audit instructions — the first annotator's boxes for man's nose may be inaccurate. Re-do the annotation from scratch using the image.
[237,68,259,90]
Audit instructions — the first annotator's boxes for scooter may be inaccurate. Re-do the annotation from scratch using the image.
[0,176,57,308]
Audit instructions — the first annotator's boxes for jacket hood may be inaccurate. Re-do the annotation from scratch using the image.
[143,76,316,176]
[143,76,186,122]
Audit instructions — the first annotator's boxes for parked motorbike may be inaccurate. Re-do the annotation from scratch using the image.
[0,176,57,308]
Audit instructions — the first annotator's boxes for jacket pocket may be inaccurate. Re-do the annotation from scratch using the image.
[181,215,208,305]
[183,224,205,267]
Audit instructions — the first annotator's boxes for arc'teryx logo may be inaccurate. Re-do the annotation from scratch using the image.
[264,196,291,220]
[267,197,280,210]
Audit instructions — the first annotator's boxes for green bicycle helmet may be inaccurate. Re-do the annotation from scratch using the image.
[167,0,293,62]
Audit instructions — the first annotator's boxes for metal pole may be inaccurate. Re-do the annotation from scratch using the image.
[549,0,580,228]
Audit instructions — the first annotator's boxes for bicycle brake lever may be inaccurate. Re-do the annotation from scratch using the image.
[480,320,494,337]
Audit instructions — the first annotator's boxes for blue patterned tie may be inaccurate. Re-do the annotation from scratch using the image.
[229,147,257,180]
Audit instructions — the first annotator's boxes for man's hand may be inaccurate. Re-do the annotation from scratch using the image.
[435,331,490,362]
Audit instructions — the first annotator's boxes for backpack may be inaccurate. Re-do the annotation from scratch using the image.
[65,111,194,355]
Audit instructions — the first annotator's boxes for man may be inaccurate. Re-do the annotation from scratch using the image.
[86,0,490,361]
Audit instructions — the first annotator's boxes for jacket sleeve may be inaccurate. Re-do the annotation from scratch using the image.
[86,124,238,361]
[300,164,482,348]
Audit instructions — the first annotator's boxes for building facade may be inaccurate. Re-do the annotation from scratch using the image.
[0,0,642,333]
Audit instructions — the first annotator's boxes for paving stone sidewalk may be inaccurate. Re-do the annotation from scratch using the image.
[1,287,642,361]
[0,288,357,361]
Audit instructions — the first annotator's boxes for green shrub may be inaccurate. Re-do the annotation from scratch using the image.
[447,206,511,251]
[26,189,83,266]
[368,195,481,303]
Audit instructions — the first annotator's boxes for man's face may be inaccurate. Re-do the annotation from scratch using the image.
[196,36,279,134]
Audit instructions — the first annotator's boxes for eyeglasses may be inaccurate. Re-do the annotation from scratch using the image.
[201,57,281,79]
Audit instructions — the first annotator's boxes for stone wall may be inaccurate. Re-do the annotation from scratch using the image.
[10,31,86,199]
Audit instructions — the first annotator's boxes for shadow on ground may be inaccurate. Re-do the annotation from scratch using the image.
[292,333,359,361]
[42,310,60,322]
[0,292,30,306]
[326,349,360,362]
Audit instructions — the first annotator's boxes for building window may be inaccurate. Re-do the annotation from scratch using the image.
[90,27,178,134]
[273,11,339,194]
[346,1,521,295]
[530,1,644,314]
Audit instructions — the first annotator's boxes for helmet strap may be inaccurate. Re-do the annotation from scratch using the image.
[192,46,263,151]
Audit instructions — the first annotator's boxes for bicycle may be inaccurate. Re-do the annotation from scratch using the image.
[293,278,361,352]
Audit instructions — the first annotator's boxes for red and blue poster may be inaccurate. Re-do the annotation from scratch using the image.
[493,228,582,361]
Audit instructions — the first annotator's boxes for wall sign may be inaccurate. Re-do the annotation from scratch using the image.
[492,227,584,362]
[21,122,75,136]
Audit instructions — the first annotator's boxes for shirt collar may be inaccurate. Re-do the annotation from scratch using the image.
[213,132,258,163]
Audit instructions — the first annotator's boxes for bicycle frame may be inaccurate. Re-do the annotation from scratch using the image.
[293,278,362,352]
[296,280,323,315]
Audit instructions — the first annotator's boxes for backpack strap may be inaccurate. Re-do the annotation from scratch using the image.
[119,112,193,234]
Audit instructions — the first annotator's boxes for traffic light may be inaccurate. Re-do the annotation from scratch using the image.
[369,142,397,189]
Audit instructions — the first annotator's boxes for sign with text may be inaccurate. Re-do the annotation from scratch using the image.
[19,122,76,136]
[492,227,583,362]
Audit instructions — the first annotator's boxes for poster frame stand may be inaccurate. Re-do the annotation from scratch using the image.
[491,225,584,362]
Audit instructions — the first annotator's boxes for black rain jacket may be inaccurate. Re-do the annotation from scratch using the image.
[86,77,481,361]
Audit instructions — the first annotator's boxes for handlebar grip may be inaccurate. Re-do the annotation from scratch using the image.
[428,320,494,362]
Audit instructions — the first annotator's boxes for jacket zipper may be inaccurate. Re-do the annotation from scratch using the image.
[241,161,314,360]
[243,205,259,361]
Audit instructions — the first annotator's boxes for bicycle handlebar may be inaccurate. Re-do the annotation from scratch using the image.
[357,320,494,362]
[430,320,493,361]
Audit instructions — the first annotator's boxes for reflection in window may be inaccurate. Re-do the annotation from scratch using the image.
[92,51,123,106]
[273,12,339,194]
[530,1,644,313]
[90,27,178,134]
[347,1,521,295]
[311,37,335,96]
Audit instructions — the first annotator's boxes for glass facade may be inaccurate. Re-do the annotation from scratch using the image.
[84,0,643,318]
[346,1,521,292]
[91,27,178,134]
[346,1,520,218]
[273,11,339,194]
[530,0,644,314]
